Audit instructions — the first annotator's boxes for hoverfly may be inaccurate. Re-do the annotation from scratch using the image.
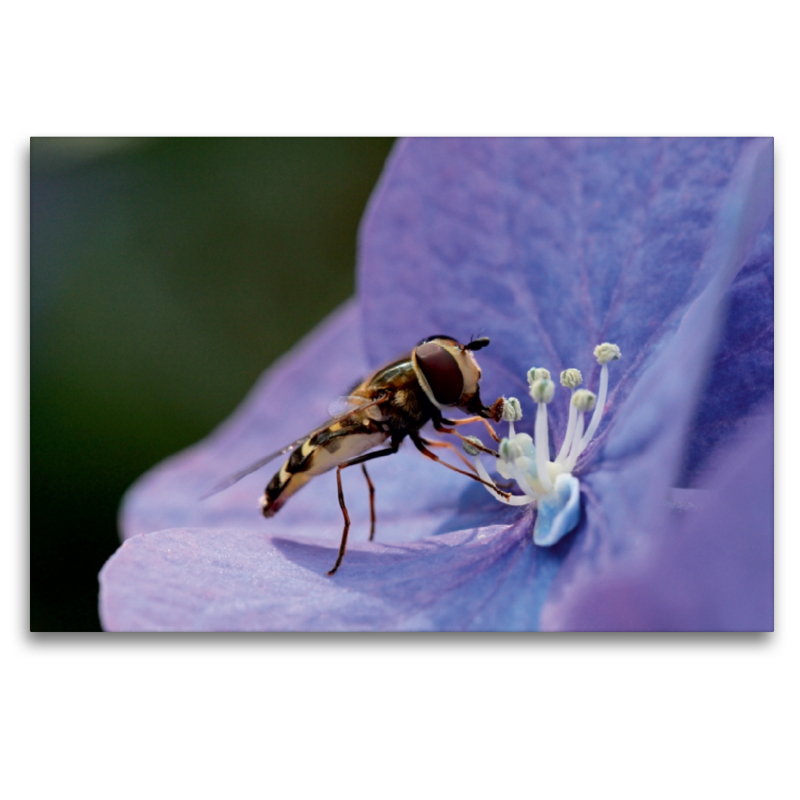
[203,335,508,575]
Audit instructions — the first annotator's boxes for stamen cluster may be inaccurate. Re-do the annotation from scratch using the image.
[463,343,621,546]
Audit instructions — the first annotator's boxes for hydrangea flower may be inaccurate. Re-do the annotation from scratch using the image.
[100,138,773,631]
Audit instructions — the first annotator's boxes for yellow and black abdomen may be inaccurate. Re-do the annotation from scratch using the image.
[260,420,388,517]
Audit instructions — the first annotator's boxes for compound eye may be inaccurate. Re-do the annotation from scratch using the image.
[416,343,463,405]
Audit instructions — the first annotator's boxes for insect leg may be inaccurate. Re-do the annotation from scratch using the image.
[437,415,502,443]
[433,417,500,454]
[410,433,509,500]
[433,425,500,457]
[327,442,400,576]
[331,466,351,577]
[423,438,481,474]
[362,464,376,541]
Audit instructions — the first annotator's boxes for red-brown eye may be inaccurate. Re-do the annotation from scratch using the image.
[416,343,463,405]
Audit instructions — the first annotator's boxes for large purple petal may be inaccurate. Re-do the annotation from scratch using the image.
[359,137,773,444]
[101,512,567,631]
[540,139,773,623]
[540,410,773,631]
[681,213,773,483]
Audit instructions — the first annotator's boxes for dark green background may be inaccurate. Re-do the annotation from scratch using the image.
[30,137,395,631]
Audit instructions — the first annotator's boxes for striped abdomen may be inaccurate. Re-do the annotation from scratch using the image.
[260,419,388,517]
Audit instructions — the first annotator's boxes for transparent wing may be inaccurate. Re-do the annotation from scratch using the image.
[200,392,389,500]
[198,434,311,500]
[327,395,378,419]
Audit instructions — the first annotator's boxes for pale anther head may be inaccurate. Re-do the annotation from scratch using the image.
[560,368,582,389]
[571,389,596,412]
[502,397,523,422]
[499,437,524,462]
[594,343,621,365]
[530,379,555,404]
[527,367,551,384]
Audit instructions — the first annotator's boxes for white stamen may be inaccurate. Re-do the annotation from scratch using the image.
[468,343,620,524]
[555,398,577,464]
[555,375,587,463]
[563,412,585,473]
[579,365,608,450]
[534,402,553,492]
[577,344,619,452]
[502,396,522,437]
[511,459,539,498]
[472,454,532,505]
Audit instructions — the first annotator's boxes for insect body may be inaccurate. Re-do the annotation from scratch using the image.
[206,335,507,575]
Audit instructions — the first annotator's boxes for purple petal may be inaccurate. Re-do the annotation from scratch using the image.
[360,137,773,443]
[101,512,569,631]
[682,213,774,483]
[541,139,773,621]
[540,409,773,631]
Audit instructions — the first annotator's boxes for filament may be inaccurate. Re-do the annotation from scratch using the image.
[534,403,552,492]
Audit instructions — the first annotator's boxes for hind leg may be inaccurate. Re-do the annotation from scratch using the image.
[362,464,376,541]
[327,443,399,576]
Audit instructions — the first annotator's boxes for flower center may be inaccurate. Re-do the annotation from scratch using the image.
[463,343,621,545]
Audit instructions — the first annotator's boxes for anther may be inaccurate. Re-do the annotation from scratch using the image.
[594,343,621,365]
[499,437,524,462]
[527,367,551,384]
[560,368,582,388]
[502,397,523,422]
[530,379,555,404]
[571,389,596,412]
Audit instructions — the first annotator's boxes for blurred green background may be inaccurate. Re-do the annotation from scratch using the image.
[30,137,395,631]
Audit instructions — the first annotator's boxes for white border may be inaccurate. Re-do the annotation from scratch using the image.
[6,3,795,798]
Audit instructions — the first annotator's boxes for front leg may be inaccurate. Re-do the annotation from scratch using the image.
[362,464,376,541]
[411,433,509,500]
[433,414,501,448]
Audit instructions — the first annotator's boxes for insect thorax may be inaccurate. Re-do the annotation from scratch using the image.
[361,358,436,439]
